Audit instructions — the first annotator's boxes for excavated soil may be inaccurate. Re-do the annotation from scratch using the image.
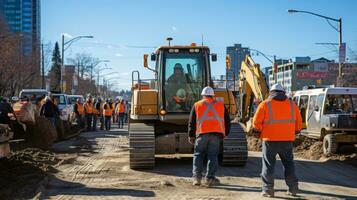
[0,148,60,199]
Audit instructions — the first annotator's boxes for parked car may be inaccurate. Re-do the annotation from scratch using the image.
[19,89,50,104]
[52,94,73,124]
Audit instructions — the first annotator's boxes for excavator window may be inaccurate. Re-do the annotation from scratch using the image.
[163,51,205,112]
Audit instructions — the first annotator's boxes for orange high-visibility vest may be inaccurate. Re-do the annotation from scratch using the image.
[103,103,113,116]
[194,98,225,135]
[76,102,84,115]
[84,102,93,114]
[252,99,302,141]
[92,103,99,115]
[117,103,125,113]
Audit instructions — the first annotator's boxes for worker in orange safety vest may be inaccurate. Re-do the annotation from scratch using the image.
[84,96,93,131]
[74,98,85,128]
[188,86,230,187]
[252,83,302,198]
[103,99,113,130]
[115,99,126,129]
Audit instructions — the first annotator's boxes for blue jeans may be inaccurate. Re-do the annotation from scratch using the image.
[193,133,221,179]
[47,117,56,126]
[261,141,298,193]
[118,113,125,128]
[105,116,111,130]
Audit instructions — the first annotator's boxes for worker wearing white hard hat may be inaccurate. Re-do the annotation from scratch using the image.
[188,86,230,187]
[252,82,302,197]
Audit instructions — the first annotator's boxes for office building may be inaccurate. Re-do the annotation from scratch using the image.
[0,0,40,55]
[226,44,250,80]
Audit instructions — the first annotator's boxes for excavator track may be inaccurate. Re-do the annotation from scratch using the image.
[129,123,155,169]
[221,123,248,166]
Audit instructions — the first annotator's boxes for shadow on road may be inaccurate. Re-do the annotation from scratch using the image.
[45,176,155,198]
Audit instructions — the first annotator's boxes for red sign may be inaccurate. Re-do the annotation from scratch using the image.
[296,71,328,79]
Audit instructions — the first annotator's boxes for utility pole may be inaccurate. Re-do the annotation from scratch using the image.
[61,34,64,93]
[41,43,45,89]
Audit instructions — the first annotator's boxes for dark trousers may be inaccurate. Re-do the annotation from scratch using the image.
[92,114,98,131]
[85,114,92,131]
[105,116,111,130]
[99,115,104,130]
[118,113,125,128]
[261,141,298,193]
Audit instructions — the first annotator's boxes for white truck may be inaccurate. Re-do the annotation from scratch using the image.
[52,93,73,125]
[293,87,357,155]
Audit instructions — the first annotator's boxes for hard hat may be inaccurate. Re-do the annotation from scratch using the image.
[176,88,186,99]
[270,83,285,92]
[11,96,19,101]
[201,86,215,96]
[45,96,51,102]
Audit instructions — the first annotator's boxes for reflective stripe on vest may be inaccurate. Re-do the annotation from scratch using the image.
[196,100,224,133]
[263,100,295,125]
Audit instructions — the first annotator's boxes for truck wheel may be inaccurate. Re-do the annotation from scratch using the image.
[323,134,338,155]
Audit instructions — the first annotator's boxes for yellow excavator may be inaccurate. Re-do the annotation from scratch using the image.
[129,42,268,169]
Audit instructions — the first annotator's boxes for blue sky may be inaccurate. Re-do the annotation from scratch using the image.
[42,0,357,90]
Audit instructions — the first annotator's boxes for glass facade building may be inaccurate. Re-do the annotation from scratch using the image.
[0,0,40,55]
[226,44,250,80]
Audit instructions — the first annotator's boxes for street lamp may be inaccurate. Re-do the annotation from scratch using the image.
[96,66,112,94]
[61,34,93,93]
[288,9,343,86]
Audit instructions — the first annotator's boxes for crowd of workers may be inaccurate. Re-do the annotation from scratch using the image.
[73,95,130,131]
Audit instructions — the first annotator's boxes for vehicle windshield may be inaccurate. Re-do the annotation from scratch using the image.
[324,94,357,114]
[69,96,83,104]
[19,92,47,104]
[53,95,66,105]
[163,50,205,112]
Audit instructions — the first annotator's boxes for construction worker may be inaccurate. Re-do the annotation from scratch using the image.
[103,99,113,130]
[188,86,230,187]
[92,98,100,131]
[252,83,302,197]
[74,98,85,128]
[84,96,94,131]
[116,99,126,129]
[95,97,104,130]
[124,100,130,123]
[40,96,60,126]
[0,97,14,125]
[173,88,189,111]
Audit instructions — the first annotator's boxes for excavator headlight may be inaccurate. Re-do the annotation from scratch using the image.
[159,109,167,115]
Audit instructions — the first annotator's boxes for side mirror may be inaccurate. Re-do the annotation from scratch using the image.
[151,53,156,61]
[143,54,148,68]
[314,106,319,112]
[211,53,217,62]
[225,55,231,70]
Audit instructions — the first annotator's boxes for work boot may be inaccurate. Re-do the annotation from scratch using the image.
[204,177,220,187]
[261,190,274,198]
[192,177,201,186]
[286,190,298,197]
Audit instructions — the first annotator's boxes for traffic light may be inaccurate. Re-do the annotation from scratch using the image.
[273,63,278,73]
[316,79,321,85]
[143,54,148,68]
[226,55,230,69]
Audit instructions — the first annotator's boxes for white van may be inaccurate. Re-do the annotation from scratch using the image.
[293,87,357,154]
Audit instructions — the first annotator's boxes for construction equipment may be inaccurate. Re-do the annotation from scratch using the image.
[236,55,269,131]
[293,87,357,155]
[129,42,269,169]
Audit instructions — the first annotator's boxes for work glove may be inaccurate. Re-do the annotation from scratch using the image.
[188,137,196,145]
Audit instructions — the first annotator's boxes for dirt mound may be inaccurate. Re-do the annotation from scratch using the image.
[0,148,60,199]
[25,116,57,149]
